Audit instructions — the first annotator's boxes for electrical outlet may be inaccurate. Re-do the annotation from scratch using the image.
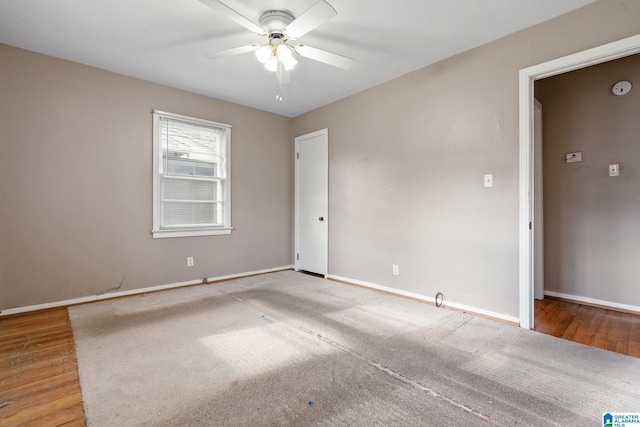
[392,264,399,276]
[187,257,194,267]
[609,164,620,177]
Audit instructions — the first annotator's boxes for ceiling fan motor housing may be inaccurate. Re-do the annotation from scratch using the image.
[259,10,294,36]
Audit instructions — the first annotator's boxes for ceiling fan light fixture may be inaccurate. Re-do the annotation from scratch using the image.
[276,44,293,62]
[264,55,278,72]
[284,57,297,71]
[201,0,353,101]
[255,45,272,63]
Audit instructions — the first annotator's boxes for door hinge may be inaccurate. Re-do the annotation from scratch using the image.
[296,253,299,260]
[296,152,299,159]
[529,221,532,230]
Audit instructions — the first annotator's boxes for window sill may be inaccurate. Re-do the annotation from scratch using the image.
[152,227,233,239]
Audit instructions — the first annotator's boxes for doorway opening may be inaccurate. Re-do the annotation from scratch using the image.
[519,34,640,330]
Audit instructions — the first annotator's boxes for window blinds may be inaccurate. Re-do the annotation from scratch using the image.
[159,117,226,229]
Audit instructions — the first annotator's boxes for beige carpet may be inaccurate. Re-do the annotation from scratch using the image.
[69,271,640,426]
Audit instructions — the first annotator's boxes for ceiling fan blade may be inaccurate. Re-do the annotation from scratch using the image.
[285,0,336,39]
[204,44,262,59]
[199,0,264,35]
[295,45,354,70]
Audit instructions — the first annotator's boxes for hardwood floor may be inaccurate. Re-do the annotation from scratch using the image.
[0,308,85,427]
[0,298,636,426]
[535,297,640,358]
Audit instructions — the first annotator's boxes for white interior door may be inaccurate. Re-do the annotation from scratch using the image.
[295,129,328,276]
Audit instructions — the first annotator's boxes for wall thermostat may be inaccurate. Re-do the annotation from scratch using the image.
[612,81,632,96]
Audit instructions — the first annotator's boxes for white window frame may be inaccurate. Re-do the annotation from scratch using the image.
[152,110,232,238]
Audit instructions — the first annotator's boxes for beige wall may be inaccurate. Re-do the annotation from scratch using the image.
[2,0,640,316]
[0,44,292,310]
[291,0,640,317]
[539,53,640,306]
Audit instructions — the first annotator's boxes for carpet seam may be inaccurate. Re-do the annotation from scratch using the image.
[227,293,508,427]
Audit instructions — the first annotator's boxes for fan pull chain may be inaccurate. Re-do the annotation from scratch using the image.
[276,59,284,101]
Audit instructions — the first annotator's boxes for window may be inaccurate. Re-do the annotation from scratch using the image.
[152,110,231,238]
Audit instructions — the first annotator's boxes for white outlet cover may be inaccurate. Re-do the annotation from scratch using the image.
[609,164,620,176]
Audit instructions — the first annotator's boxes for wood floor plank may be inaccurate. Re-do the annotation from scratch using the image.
[593,314,613,350]
[0,308,85,427]
[1,359,78,397]
[629,341,640,358]
[535,297,639,358]
[585,310,606,346]
[571,306,598,345]
[0,392,83,427]
[0,332,75,366]
[31,403,85,427]
[560,315,581,340]
[616,337,630,355]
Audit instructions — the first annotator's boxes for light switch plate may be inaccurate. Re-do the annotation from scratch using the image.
[484,174,493,188]
[565,152,582,163]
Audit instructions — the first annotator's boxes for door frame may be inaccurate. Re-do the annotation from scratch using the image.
[533,99,544,301]
[294,128,329,276]
[518,34,640,329]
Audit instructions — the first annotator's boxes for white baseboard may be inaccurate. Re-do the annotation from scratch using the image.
[327,274,520,325]
[204,265,294,283]
[0,265,294,317]
[544,290,640,314]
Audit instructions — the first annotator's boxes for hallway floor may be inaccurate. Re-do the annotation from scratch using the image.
[534,297,640,358]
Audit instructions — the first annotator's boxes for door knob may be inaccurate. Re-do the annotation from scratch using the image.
[318,217,324,221]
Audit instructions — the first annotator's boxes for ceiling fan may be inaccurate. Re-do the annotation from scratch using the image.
[200,0,354,101]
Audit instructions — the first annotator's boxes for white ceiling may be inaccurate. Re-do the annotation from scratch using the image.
[0,0,596,117]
